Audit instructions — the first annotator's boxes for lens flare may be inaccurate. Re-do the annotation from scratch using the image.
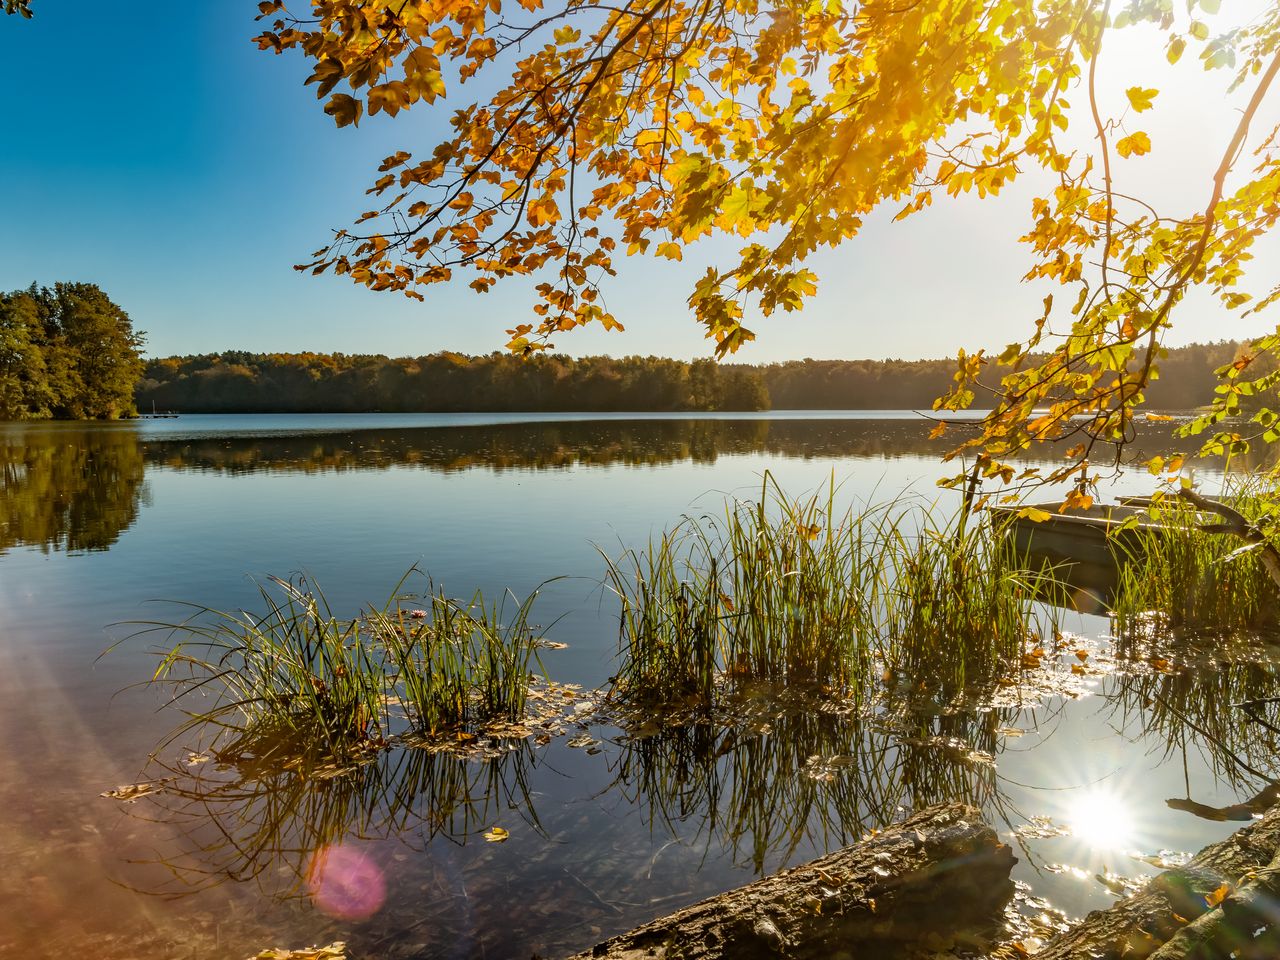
[307,844,387,920]
[1068,788,1136,852]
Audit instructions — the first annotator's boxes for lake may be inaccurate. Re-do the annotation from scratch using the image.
[1,412,1276,959]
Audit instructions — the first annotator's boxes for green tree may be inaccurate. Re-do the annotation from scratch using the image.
[0,291,54,419]
[0,283,145,420]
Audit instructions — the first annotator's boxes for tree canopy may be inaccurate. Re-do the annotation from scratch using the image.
[0,283,146,420]
[244,0,1280,498]
[9,1,1280,492]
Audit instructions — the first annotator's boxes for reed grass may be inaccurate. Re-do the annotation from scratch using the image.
[604,473,1060,709]
[135,572,544,761]
[1111,480,1280,640]
[368,583,543,735]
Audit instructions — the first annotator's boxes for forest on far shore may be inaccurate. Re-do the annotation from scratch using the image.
[135,341,1269,414]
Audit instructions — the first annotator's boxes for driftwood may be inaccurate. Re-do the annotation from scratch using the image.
[564,803,1015,960]
[1033,802,1280,960]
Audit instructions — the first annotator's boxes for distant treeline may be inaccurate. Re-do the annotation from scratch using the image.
[136,341,1261,413]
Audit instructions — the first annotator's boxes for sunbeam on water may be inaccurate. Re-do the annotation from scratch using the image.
[1068,788,1137,853]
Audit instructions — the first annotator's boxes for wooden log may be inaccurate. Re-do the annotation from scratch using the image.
[1033,803,1280,960]
[564,803,1015,960]
[1148,846,1280,960]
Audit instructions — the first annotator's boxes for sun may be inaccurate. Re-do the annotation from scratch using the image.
[1068,788,1137,852]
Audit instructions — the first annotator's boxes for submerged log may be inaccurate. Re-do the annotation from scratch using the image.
[1034,802,1280,960]
[564,803,1015,960]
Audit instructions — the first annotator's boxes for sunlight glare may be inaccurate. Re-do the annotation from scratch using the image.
[1068,789,1136,852]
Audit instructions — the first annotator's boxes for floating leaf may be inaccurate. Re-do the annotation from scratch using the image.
[250,944,347,960]
[483,826,510,842]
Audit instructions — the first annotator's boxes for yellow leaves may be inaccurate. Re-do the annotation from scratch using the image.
[251,943,347,960]
[483,826,510,842]
[324,94,362,128]
[404,47,446,104]
[1060,489,1093,512]
[1115,132,1151,158]
[718,185,756,236]
[553,25,581,45]
[368,81,411,117]
[526,197,560,228]
[1017,507,1054,522]
[655,242,683,261]
[1125,87,1158,112]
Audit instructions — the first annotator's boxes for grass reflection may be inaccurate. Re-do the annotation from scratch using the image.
[1106,660,1280,791]
[122,741,542,900]
[608,693,1009,874]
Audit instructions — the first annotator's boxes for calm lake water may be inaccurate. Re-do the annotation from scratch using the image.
[1,413,1276,959]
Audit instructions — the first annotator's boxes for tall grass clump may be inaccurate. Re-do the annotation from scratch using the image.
[1111,482,1280,640]
[369,583,542,734]
[604,473,1060,709]
[602,474,880,708]
[136,573,544,762]
[879,514,1064,689]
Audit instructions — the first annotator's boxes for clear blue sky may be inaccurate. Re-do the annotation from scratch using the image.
[1,3,1274,361]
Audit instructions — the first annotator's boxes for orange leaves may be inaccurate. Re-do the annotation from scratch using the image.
[324,94,362,128]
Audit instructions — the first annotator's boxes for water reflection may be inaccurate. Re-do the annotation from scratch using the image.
[1106,659,1280,813]
[610,697,1008,874]
[0,428,147,553]
[124,742,541,900]
[1,415,1247,556]
[1067,788,1137,852]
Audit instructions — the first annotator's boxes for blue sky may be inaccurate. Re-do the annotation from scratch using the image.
[1,3,1275,361]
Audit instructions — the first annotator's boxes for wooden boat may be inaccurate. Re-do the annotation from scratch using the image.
[986,501,1165,566]
[986,501,1168,603]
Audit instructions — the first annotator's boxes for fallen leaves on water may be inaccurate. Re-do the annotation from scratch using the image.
[248,943,346,960]
[484,826,510,843]
[1074,649,1089,662]
[1205,882,1232,908]
[100,779,172,802]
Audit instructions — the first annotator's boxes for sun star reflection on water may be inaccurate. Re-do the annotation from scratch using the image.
[1068,788,1137,852]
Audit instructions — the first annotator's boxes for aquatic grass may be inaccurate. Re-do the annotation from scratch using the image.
[604,472,1062,709]
[142,575,392,762]
[132,572,546,762]
[370,582,544,735]
[879,515,1065,689]
[1111,480,1280,640]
